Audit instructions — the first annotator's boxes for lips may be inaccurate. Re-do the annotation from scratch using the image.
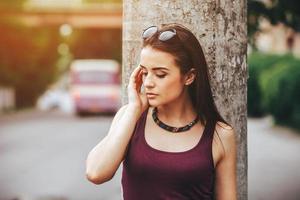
[146,92,157,95]
[146,93,157,98]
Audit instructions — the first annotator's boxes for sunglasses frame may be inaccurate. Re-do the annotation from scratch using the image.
[142,26,177,41]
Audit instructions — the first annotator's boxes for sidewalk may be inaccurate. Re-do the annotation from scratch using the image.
[248,116,300,200]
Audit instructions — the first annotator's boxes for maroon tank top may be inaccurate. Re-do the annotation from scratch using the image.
[121,107,215,200]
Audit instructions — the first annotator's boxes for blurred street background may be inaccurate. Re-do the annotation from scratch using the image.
[0,0,300,200]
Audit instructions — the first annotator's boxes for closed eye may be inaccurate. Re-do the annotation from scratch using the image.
[142,71,166,79]
[156,74,166,78]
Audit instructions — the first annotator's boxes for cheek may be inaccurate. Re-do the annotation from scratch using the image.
[160,76,184,94]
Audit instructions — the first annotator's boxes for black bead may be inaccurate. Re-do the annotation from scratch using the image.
[152,107,199,133]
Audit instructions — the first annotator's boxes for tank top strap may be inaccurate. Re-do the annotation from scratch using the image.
[198,120,215,149]
[131,107,149,141]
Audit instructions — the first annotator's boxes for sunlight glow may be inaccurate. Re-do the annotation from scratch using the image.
[60,24,73,37]
[25,0,82,9]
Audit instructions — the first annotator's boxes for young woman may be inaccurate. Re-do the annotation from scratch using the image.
[86,23,237,200]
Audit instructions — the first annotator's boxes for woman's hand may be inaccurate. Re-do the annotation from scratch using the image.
[127,65,149,114]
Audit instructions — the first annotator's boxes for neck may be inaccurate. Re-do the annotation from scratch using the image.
[155,92,197,126]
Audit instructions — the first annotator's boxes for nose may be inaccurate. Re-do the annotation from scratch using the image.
[143,74,155,89]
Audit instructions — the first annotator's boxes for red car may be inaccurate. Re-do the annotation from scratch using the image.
[70,59,121,115]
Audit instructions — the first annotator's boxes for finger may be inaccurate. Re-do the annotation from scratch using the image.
[136,70,144,90]
[130,66,144,91]
[129,65,142,83]
[140,92,149,108]
[128,66,140,88]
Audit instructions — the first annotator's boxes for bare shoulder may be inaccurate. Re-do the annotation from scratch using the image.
[215,121,235,138]
[214,121,236,154]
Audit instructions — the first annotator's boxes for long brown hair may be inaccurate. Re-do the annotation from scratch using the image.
[142,23,230,129]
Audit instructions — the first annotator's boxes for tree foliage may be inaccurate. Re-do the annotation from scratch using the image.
[248,0,300,37]
[0,22,60,108]
[0,0,121,109]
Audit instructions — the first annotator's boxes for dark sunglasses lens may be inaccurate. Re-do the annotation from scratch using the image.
[142,26,158,39]
[158,31,176,41]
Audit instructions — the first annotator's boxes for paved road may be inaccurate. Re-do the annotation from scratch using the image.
[0,110,122,200]
[248,116,300,200]
[0,110,300,200]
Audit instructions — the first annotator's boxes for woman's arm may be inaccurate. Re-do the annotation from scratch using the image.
[214,123,237,200]
[85,104,141,184]
[86,65,148,185]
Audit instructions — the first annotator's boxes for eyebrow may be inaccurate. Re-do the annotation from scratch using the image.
[140,64,169,71]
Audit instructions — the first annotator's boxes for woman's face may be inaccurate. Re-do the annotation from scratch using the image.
[139,46,187,107]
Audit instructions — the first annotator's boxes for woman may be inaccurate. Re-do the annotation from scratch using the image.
[86,23,237,200]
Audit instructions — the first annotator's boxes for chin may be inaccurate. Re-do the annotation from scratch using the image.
[148,99,169,108]
[148,99,160,107]
[148,102,157,107]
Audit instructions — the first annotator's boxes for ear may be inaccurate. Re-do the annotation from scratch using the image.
[184,68,196,86]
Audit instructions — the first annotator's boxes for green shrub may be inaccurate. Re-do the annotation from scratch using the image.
[260,60,300,130]
[248,51,300,130]
[248,52,285,116]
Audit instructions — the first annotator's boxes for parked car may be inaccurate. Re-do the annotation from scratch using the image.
[36,73,74,113]
[70,59,121,115]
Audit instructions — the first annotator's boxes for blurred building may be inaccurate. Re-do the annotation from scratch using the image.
[255,19,300,58]
[1,0,122,29]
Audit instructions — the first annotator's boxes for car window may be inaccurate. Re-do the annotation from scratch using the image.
[73,71,119,84]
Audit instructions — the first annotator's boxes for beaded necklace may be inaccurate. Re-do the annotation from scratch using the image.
[152,107,199,133]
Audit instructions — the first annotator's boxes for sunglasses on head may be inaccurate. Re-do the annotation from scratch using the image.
[142,26,177,41]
